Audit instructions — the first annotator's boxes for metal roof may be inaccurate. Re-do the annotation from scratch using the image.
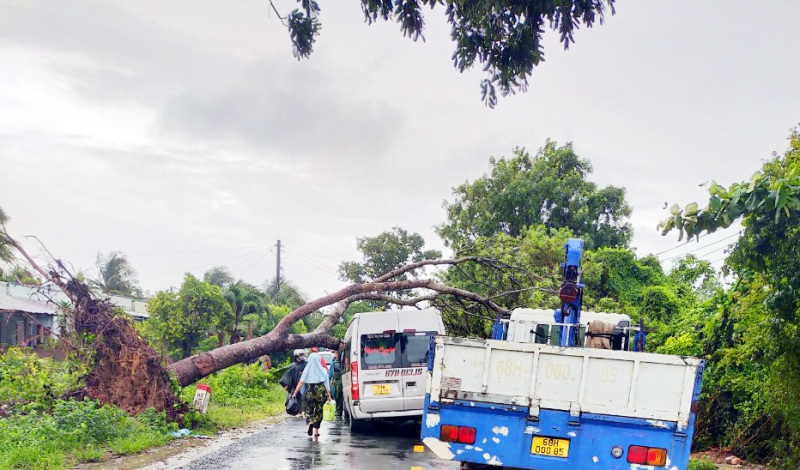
[0,295,58,315]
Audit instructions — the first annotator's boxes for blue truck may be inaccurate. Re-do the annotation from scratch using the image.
[420,239,704,470]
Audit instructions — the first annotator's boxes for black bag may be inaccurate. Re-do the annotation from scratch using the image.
[285,396,301,416]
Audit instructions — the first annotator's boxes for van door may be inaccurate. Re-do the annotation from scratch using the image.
[358,332,404,413]
[400,331,436,411]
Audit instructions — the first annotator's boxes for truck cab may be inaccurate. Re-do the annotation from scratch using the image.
[505,308,634,351]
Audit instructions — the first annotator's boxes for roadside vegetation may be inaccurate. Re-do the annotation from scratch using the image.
[0,349,284,470]
[2,131,800,467]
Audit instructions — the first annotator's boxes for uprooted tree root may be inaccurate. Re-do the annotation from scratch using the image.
[60,277,187,420]
[2,224,188,420]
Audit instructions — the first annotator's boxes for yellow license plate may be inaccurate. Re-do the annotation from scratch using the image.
[372,385,391,395]
[531,436,570,458]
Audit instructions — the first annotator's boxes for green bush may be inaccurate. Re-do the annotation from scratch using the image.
[181,363,273,403]
[0,399,178,469]
[135,408,179,435]
[687,457,718,470]
[0,348,85,405]
[53,399,130,444]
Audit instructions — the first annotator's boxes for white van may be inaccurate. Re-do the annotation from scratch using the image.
[505,308,634,350]
[341,308,445,431]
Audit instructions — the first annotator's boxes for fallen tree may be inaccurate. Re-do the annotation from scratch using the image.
[169,257,516,386]
[1,218,539,410]
[0,223,186,418]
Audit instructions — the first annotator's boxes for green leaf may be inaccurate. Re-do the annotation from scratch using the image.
[670,204,681,216]
[709,182,729,199]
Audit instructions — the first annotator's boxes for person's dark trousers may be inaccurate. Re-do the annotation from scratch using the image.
[332,377,343,416]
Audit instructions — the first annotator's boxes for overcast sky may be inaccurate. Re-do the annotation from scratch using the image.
[1,0,799,300]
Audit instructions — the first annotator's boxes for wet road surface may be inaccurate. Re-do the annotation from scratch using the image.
[177,417,460,470]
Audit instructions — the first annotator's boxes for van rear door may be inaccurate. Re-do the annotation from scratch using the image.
[358,332,404,413]
[400,331,435,410]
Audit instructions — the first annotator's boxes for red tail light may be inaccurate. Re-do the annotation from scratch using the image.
[351,361,359,400]
[439,425,476,444]
[457,426,476,444]
[628,446,667,467]
[627,446,647,464]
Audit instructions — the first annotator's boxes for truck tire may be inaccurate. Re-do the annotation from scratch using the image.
[460,463,498,470]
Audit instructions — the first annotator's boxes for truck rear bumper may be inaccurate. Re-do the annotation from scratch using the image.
[351,406,422,420]
[421,400,694,470]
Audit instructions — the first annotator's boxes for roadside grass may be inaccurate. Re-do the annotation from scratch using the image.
[689,457,720,470]
[201,393,285,431]
[0,350,286,469]
[110,430,172,455]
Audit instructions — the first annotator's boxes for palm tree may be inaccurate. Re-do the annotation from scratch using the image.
[94,251,138,295]
[203,266,234,288]
[220,281,264,345]
[263,277,307,310]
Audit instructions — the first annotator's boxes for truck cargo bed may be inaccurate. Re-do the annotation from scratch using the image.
[429,336,704,430]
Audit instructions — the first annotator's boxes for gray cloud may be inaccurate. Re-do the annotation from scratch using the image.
[157,59,405,164]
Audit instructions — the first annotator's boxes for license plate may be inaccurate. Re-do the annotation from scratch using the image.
[372,385,390,395]
[531,436,570,458]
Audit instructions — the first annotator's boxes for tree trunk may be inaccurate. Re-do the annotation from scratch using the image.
[169,275,508,386]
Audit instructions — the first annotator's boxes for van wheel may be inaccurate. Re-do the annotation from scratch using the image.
[346,409,362,433]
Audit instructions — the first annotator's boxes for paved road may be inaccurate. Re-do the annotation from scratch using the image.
[177,417,461,470]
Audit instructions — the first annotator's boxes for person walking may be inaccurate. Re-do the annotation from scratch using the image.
[292,352,333,437]
[280,349,307,414]
[329,349,344,418]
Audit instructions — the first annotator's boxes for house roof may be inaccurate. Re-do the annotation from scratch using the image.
[0,295,59,315]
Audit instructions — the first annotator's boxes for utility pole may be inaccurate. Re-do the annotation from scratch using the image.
[274,240,281,299]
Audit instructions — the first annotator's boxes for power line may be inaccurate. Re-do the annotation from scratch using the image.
[61,244,266,260]
[281,244,339,271]
[658,232,741,261]
[282,254,339,277]
[235,250,273,279]
[226,249,272,272]
[139,247,268,279]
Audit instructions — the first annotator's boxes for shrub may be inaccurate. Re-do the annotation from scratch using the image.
[53,398,129,444]
[0,348,85,405]
[181,363,272,403]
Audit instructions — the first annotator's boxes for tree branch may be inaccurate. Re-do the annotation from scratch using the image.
[372,256,486,282]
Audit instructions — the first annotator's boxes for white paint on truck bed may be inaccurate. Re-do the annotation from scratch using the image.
[430,336,702,430]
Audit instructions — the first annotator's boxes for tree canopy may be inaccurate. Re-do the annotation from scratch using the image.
[438,142,632,251]
[338,226,442,284]
[276,0,615,106]
[203,266,235,288]
[658,129,800,463]
[144,273,230,359]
